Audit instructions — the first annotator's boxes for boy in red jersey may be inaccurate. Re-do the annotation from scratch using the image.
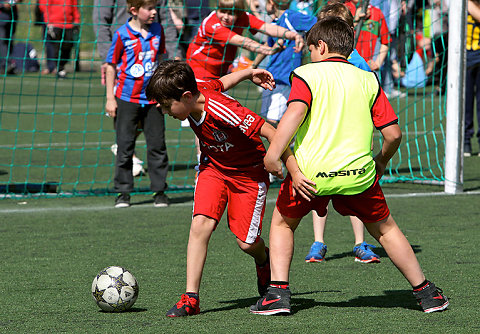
[344,0,390,72]
[249,17,448,315]
[146,61,287,317]
[187,0,304,80]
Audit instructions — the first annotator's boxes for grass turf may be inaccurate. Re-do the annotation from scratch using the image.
[1,182,479,332]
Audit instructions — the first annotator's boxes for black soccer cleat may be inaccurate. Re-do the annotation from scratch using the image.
[413,281,449,313]
[166,294,200,317]
[250,286,291,315]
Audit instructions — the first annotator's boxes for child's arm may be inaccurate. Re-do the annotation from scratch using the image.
[252,39,285,69]
[368,44,389,71]
[264,101,316,199]
[228,34,282,55]
[468,0,480,21]
[219,68,275,91]
[105,63,117,118]
[260,23,304,53]
[374,123,402,177]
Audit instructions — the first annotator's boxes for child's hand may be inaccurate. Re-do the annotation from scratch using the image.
[250,69,276,91]
[373,154,387,178]
[105,98,117,118]
[368,59,380,71]
[290,169,316,201]
[264,155,283,178]
[292,33,304,53]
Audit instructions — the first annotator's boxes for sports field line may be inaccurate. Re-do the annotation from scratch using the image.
[0,138,195,149]
[2,190,480,214]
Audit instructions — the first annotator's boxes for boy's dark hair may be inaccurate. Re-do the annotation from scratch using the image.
[305,17,354,57]
[317,3,354,28]
[127,0,156,10]
[271,0,291,11]
[146,60,199,103]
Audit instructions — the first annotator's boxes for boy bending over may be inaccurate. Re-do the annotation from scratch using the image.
[250,18,449,315]
[146,61,283,317]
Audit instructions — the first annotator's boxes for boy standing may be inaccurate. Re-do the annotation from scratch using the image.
[146,61,281,317]
[105,0,169,208]
[187,0,304,80]
[250,18,448,315]
[38,0,81,78]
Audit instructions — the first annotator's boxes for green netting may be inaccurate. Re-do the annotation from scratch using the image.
[0,0,450,198]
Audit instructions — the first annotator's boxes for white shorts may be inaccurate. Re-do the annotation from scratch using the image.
[260,84,290,122]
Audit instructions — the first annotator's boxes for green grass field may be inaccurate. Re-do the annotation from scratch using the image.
[1,179,480,332]
[2,3,478,330]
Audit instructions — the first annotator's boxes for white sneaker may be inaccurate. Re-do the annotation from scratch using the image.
[386,89,406,99]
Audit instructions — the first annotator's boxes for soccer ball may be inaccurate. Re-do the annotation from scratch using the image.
[91,266,139,312]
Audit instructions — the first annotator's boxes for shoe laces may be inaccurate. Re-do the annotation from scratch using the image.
[177,294,197,308]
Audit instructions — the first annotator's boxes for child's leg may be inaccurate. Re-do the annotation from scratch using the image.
[364,214,425,287]
[236,237,267,265]
[186,214,217,294]
[350,216,365,245]
[312,210,327,243]
[305,210,328,262]
[270,207,302,282]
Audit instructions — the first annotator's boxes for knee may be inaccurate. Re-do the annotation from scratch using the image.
[190,215,216,235]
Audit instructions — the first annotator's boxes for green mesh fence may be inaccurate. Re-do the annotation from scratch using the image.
[0,0,450,198]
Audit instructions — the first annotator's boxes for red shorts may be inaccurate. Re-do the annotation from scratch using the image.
[276,174,390,223]
[193,166,269,244]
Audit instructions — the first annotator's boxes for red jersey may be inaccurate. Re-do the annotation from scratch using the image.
[38,0,81,29]
[345,1,391,61]
[186,11,265,80]
[190,80,267,176]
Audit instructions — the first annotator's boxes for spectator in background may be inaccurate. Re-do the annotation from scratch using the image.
[34,1,56,74]
[38,0,81,79]
[104,0,169,208]
[0,0,19,74]
[187,0,304,80]
[465,0,480,157]
[93,0,180,176]
[93,0,180,84]
[424,0,449,95]
[345,0,393,97]
[370,0,404,99]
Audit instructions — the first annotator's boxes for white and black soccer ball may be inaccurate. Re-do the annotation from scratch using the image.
[91,266,139,312]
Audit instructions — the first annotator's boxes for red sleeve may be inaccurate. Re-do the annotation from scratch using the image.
[198,80,224,92]
[238,107,265,138]
[287,73,312,109]
[372,88,398,129]
[246,12,265,34]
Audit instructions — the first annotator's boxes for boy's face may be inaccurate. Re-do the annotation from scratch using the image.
[132,4,157,24]
[216,9,238,27]
[158,98,191,121]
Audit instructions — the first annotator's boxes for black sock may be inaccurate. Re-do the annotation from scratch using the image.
[186,292,199,300]
[270,281,289,289]
[412,280,429,291]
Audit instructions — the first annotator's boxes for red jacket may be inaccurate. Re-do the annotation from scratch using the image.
[38,0,80,29]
